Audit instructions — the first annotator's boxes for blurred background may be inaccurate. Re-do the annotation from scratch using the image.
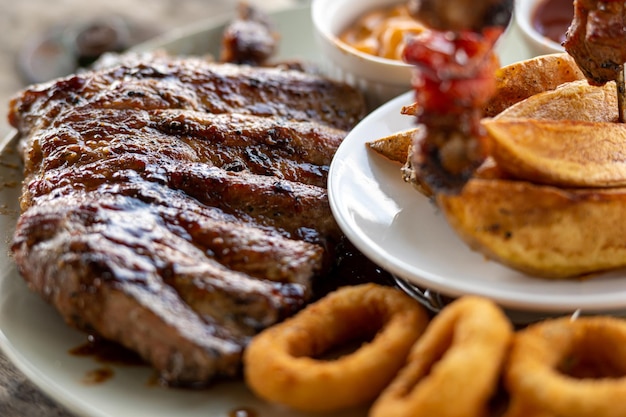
[0,0,303,139]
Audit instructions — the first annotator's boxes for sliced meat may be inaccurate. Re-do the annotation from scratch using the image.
[153,109,345,188]
[19,106,345,191]
[8,52,366,135]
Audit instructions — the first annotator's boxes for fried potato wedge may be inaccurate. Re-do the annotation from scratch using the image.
[368,55,588,167]
[483,53,585,117]
[494,79,618,122]
[437,178,626,279]
[366,127,419,164]
[372,54,626,279]
[368,56,591,168]
[367,127,435,197]
[483,118,626,187]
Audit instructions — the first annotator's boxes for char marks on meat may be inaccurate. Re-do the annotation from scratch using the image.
[8,51,366,386]
[564,0,626,86]
[10,52,364,135]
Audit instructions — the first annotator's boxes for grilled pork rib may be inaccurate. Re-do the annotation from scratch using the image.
[9,52,364,135]
[9,52,366,385]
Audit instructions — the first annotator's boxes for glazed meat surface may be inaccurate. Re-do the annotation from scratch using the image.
[9,52,364,134]
[564,0,626,85]
[8,52,366,385]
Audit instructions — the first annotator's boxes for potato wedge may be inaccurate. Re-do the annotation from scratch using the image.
[494,79,618,122]
[483,53,585,117]
[368,55,589,167]
[366,127,419,164]
[437,178,626,279]
[483,118,626,187]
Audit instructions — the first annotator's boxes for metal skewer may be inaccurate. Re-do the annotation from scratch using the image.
[618,66,626,123]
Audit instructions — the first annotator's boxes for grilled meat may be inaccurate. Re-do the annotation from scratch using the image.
[154,109,345,189]
[564,0,626,86]
[402,27,504,194]
[18,105,346,201]
[220,2,279,65]
[9,51,365,135]
[401,0,513,195]
[8,52,366,386]
[12,190,320,383]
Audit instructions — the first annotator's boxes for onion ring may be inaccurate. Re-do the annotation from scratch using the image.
[370,296,513,417]
[243,283,430,412]
[504,316,626,417]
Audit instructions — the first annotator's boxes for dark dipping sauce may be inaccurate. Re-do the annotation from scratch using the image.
[228,407,258,417]
[531,0,574,45]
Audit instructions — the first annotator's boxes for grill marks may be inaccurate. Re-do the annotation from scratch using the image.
[9,53,366,385]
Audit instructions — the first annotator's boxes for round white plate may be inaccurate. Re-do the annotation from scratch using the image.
[328,91,626,315]
[0,4,553,417]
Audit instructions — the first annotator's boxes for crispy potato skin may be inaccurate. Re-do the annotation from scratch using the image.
[441,70,625,279]
[437,178,626,279]
[484,118,626,188]
[366,127,418,164]
[483,53,585,117]
[494,79,618,122]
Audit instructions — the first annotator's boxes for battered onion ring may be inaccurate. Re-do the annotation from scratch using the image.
[504,316,626,417]
[243,283,430,412]
[369,296,513,417]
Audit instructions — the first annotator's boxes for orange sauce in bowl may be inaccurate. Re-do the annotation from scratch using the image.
[339,4,425,61]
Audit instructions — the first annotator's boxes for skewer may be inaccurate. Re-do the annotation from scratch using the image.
[618,66,626,123]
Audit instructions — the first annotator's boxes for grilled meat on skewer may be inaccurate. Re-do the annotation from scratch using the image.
[402,0,513,194]
[564,0,626,122]
[564,0,626,85]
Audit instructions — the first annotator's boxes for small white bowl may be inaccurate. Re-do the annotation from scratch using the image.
[515,0,567,56]
[311,0,414,109]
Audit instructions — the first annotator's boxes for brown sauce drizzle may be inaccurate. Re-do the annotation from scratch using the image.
[70,335,148,385]
[532,0,574,45]
[70,334,146,366]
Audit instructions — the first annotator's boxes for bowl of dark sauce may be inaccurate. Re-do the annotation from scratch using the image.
[515,0,573,55]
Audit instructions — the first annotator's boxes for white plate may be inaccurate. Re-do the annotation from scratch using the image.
[0,5,552,417]
[328,90,626,316]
